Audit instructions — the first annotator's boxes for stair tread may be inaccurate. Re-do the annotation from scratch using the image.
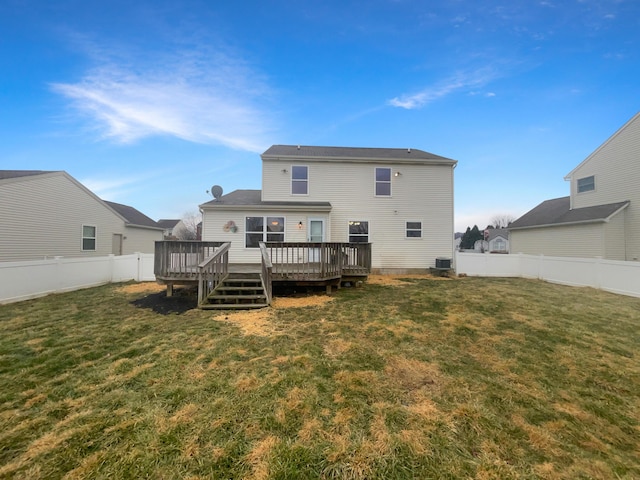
[214,285,264,292]
[200,303,269,310]
[208,294,266,300]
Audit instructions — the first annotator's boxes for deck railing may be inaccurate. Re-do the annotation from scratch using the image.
[264,242,371,281]
[197,242,230,305]
[259,242,273,304]
[154,241,224,280]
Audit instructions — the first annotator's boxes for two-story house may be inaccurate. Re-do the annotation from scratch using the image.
[509,112,639,261]
[200,145,457,273]
[0,170,164,262]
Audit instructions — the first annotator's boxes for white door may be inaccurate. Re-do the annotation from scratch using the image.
[308,219,325,242]
[308,219,324,262]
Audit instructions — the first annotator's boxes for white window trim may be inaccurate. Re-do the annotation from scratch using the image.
[82,224,97,251]
[577,175,595,194]
[291,165,309,196]
[374,167,392,197]
[405,220,423,239]
[244,216,286,248]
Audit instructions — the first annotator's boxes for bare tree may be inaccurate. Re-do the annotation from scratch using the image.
[175,211,201,240]
[490,214,516,229]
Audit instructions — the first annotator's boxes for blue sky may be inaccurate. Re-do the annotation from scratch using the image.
[1,0,639,231]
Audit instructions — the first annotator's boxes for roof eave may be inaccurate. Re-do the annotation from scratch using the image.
[509,218,607,230]
[125,223,165,231]
[261,154,456,166]
[200,203,332,212]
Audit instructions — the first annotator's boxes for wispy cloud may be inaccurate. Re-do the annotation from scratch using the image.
[388,68,499,109]
[51,42,275,152]
[80,172,155,201]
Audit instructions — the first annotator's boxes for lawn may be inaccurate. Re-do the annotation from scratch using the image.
[0,275,639,479]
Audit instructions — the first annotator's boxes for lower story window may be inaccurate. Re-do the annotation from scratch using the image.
[82,225,96,251]
[348,220,369,243]
[406,221,422,238]
[246,216,285,248]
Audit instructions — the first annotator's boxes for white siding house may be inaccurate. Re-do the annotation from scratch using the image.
[510,112,639,261]
[200,145,457,272]
[0,170,163,262]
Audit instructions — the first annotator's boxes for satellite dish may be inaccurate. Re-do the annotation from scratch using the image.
[211,185,223,200]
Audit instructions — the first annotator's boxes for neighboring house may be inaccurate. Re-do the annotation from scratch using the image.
[157,219,185,239]
[200,145,457,272]
[487,228,509,253]
[0,170,163,261]
[510,112,639,261]
[454,232,463,250]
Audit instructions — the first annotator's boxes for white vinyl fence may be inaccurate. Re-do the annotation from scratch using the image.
[0,253,155,305]
[455,252,640,298]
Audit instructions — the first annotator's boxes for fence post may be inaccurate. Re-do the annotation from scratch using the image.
[136,252,142,282]
[54,256,63,293]
[594,257,602,289]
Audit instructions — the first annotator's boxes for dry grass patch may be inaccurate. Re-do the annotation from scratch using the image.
[1,277,639,479]
[272,295,334,308]
[212,309,274,336]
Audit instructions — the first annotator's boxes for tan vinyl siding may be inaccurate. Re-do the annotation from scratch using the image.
[260,160,455,269]
[0,173,126,262]
[122,227,164,255]
[604,211,627,261]
[568,113,640,260]
[510,223,605,258]
[202,210,317,263]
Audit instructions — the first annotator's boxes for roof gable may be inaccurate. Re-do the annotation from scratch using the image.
[564,111,640,179]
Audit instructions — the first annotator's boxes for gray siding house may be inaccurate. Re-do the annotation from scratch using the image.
[200,145,457,273]
[0,170,163,261]
[510,112,639,261]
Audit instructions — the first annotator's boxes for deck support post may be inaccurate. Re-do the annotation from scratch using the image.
[166,284,174,297]
[326,284,332,294]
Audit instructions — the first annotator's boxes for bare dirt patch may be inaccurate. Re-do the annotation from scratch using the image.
[117,282,165,294]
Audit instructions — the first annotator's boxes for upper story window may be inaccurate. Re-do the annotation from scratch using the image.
[577,175,595,193]
[291,165,308,195]
[245,216,285,248]
[375,167,391,196]
[82,225,96,251]
[406,221,422,238]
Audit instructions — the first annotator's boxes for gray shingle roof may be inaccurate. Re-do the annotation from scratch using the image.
[157,219,181,229]
[487,228,509,241]
[0,170,57,180]
[509,196,630,230]
[262,145,456,164]
[200,189,332,210]
[104,201,161,229]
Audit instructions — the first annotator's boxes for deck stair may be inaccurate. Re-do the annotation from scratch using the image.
[200,272,268,310]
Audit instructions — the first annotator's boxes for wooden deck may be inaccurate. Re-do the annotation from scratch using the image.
[154,240,371,308]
